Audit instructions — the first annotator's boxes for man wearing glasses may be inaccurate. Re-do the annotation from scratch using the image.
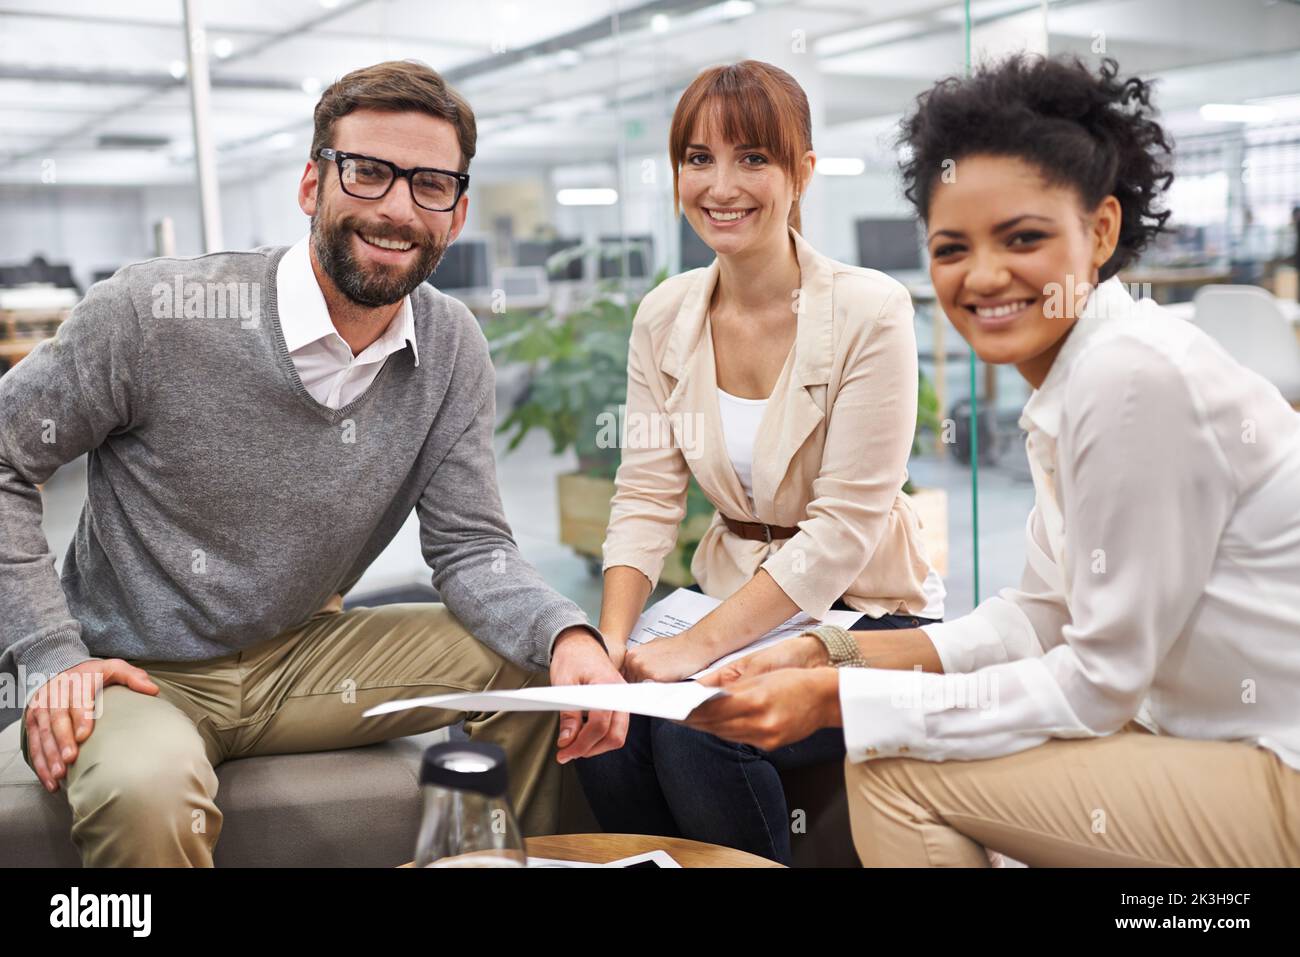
[0,59,626,866]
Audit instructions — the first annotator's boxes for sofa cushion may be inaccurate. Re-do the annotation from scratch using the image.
[0,720,446,867]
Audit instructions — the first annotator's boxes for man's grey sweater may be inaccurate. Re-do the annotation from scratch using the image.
[0,246,592,715]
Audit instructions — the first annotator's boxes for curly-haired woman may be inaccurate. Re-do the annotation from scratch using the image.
[685,54,1300,867]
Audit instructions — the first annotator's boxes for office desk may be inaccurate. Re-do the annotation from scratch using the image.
[1162,299,1300,326]
[1118,267,1233,303]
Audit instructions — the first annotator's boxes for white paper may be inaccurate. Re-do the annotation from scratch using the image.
[528,850,682,869]
[628,588,862,678]
[361,680,725,721]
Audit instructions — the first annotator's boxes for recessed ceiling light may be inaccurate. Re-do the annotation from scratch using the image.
[212,38,233,59]
[650,14,670,33]
[556,188,618,206]
[816,157,866,176]
[168,60,187,79]
[301,77,322,94]
[1199,103,1275,124]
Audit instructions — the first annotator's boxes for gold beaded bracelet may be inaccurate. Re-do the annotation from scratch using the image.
[805,624,869,668]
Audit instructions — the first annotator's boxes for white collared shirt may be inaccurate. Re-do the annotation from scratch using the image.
[840,277,1300,770]
[276,236,420,410]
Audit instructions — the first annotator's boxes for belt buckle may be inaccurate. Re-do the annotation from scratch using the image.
[762,523,773,545]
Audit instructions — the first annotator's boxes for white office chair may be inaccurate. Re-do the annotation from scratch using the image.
[1192,284,1300,405]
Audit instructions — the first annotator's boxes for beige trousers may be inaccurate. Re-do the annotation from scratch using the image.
[847,723,1300,867]
[22,602,561,866]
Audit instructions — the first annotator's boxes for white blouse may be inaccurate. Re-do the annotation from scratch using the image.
[716,386,768,509]
[840,277,1300,770]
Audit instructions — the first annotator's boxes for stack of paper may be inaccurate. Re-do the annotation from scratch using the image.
[628,588,861,679]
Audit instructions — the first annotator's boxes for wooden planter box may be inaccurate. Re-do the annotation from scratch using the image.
[558,473,951,587]
[556,472,706,587]
[0,306,69,374]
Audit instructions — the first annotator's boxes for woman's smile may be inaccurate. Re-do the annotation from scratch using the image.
[703,206,758,227]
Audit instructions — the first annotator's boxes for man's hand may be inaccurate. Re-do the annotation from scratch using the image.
[621,630,717,683]
[696,633,828,688]
[23,658,159,792]
[548,627,628,764]
[683,667,842,751]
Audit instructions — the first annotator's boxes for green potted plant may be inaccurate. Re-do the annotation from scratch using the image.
[486,262,714,586]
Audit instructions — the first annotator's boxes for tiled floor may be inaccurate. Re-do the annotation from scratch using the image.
[36,362,1036,626]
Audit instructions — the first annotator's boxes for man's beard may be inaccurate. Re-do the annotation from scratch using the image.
[310,208,448,308]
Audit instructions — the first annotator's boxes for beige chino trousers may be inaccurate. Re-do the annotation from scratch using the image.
[22,602,561,866]
[846,722,1300,867]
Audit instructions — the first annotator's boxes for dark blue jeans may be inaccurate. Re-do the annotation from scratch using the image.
[576,608,938,865]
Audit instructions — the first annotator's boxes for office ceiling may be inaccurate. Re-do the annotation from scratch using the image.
[0,0,1297,186]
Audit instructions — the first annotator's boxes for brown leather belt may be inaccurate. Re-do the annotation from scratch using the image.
[721,514,800,543]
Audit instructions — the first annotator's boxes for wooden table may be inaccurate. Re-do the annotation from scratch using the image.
[404,833,783,868]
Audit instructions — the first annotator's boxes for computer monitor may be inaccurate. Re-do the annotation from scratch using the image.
[679,218,715,270]
[516,237,584,281]
[0,257,78,291]
[598,235,653,279]
[44,264,78,292]
[492,266,549,310]
[1176,225,1206,253]
[0,264,40,287]
[855,218,924,272]
[428,240,490,291]
[515,240,548,269]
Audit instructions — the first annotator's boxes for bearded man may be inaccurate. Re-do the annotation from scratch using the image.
[0,60,626,866]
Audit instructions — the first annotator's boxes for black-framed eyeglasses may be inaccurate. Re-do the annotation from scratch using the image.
[317,148,470,212]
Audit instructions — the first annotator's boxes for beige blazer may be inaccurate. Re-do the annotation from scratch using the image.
[601,227,940,620]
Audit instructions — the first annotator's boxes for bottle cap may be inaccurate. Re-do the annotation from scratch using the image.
[419,741,509,798]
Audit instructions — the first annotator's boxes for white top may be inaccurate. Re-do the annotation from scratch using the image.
[916,567,946,622]
[716,386,767,508]
[276,236,419,410]
[840,277,1300,770]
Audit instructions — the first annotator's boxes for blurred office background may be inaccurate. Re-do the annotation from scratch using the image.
[2,0,1299,621]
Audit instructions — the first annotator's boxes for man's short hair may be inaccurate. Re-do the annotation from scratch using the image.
[310,59,477,172]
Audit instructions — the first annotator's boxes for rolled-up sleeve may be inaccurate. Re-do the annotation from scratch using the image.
[761,286,919,619]
[600,310,691,589]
